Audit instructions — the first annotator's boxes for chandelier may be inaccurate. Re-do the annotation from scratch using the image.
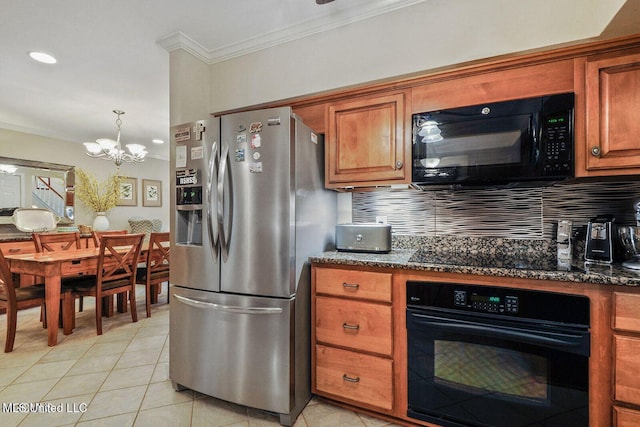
[83,110,147,166]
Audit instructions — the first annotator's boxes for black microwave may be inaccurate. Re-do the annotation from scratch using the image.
[411,93,574,188]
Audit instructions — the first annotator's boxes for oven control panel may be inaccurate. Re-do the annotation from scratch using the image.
[406,281,590,325]
[453,290,519,314]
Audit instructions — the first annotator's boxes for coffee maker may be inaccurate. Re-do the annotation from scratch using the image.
[585,215,616,264]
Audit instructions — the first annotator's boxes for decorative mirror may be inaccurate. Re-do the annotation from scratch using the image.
[0,156,75,225]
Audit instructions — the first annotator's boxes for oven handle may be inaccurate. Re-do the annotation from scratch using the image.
[409,312,589,355]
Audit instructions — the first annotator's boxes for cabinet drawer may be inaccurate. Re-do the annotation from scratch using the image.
[614,405,640,427]
[0,240,36,255]
[614,335,640,406]
[315,344,393,411]
[613,292,640,333]
[315,268,391,302]
[315,296,392,355]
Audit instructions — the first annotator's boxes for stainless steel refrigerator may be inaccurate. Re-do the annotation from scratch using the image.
[169,107,336,425]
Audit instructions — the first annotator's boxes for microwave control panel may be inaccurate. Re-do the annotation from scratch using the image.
[541,112,572,176]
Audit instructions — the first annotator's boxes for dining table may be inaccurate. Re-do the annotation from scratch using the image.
[4,243,158,346]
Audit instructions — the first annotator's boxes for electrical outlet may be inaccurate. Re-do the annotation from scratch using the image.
[376,216,388,224]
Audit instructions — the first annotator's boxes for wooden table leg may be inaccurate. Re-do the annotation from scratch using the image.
[62,293,74,335]
[44,273,61,346]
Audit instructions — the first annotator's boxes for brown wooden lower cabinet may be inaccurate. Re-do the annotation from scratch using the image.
[612,292,640,425]
[312,263,633,427]
[312,265,396,416]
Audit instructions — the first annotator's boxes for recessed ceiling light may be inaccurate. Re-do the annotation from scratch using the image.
[152,139,164,144]
[28,51,57,64]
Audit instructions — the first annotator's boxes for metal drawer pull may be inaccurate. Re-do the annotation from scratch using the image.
[342,374,360,383]
[342,282,359,290]
[343,323,360,330]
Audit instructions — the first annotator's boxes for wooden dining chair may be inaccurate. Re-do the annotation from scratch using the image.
[0,248,73,352]
[91,230,128,247]
[33,231,86,318]
[33,231,82,252]
[136,232,170,317]
[72,233,144,335]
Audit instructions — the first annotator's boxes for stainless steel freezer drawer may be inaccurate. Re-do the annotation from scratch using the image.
[169,286,304,416]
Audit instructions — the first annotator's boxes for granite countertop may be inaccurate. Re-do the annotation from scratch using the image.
[309,248,640,287]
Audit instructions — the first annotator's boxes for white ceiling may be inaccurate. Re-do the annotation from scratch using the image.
[0,0,426,161]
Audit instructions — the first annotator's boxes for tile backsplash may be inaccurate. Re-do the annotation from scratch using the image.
[352,179,640,240]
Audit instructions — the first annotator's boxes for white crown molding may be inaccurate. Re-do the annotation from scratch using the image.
[157,0,427,64]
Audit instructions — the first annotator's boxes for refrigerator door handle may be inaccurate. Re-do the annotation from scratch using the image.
[173,294,283,314]
[206,140,219,258]
[217,144,232,258]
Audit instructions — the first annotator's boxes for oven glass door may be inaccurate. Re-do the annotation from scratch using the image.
[407,309,589,427]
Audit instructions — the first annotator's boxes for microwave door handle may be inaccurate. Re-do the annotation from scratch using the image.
[409,313,589,354]
[206,140,219,258]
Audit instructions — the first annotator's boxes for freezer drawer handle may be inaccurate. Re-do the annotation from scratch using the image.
[342,282,359,290]
[342,374,360,383]
[173,294,283,314]
[342,323,360,330]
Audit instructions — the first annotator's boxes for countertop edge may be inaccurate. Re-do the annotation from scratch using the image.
[310,250,640,287]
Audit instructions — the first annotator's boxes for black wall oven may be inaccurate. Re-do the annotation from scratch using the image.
[406,281,590,427]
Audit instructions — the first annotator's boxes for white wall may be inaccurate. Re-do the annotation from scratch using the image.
[169,49,211,126]
[0,129,170,231]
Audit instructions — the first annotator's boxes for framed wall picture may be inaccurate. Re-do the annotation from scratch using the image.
[142,179,162,207]
[117,177,137,206]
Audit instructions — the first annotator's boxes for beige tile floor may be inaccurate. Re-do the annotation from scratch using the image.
[0,285,401,427]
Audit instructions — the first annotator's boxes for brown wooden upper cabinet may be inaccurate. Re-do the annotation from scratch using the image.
[585,49,640,173]
[325,92,410,188]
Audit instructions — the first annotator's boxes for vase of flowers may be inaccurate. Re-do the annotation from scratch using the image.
[75,169,123,230]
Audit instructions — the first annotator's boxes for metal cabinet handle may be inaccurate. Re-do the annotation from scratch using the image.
[342,374,360,383]
[342,323,360,330]
[395,160,403,169]
[591,146,601,157]
[342,282,359,290]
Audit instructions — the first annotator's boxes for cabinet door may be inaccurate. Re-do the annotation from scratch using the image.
[315,268,392,302]
[315,344,393,411]
[614,335,640,406]
[326,92,408,188]
[585,51,640,171]
[614,405,640,427]
[613,292,640,333]
[315,296,392,356]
